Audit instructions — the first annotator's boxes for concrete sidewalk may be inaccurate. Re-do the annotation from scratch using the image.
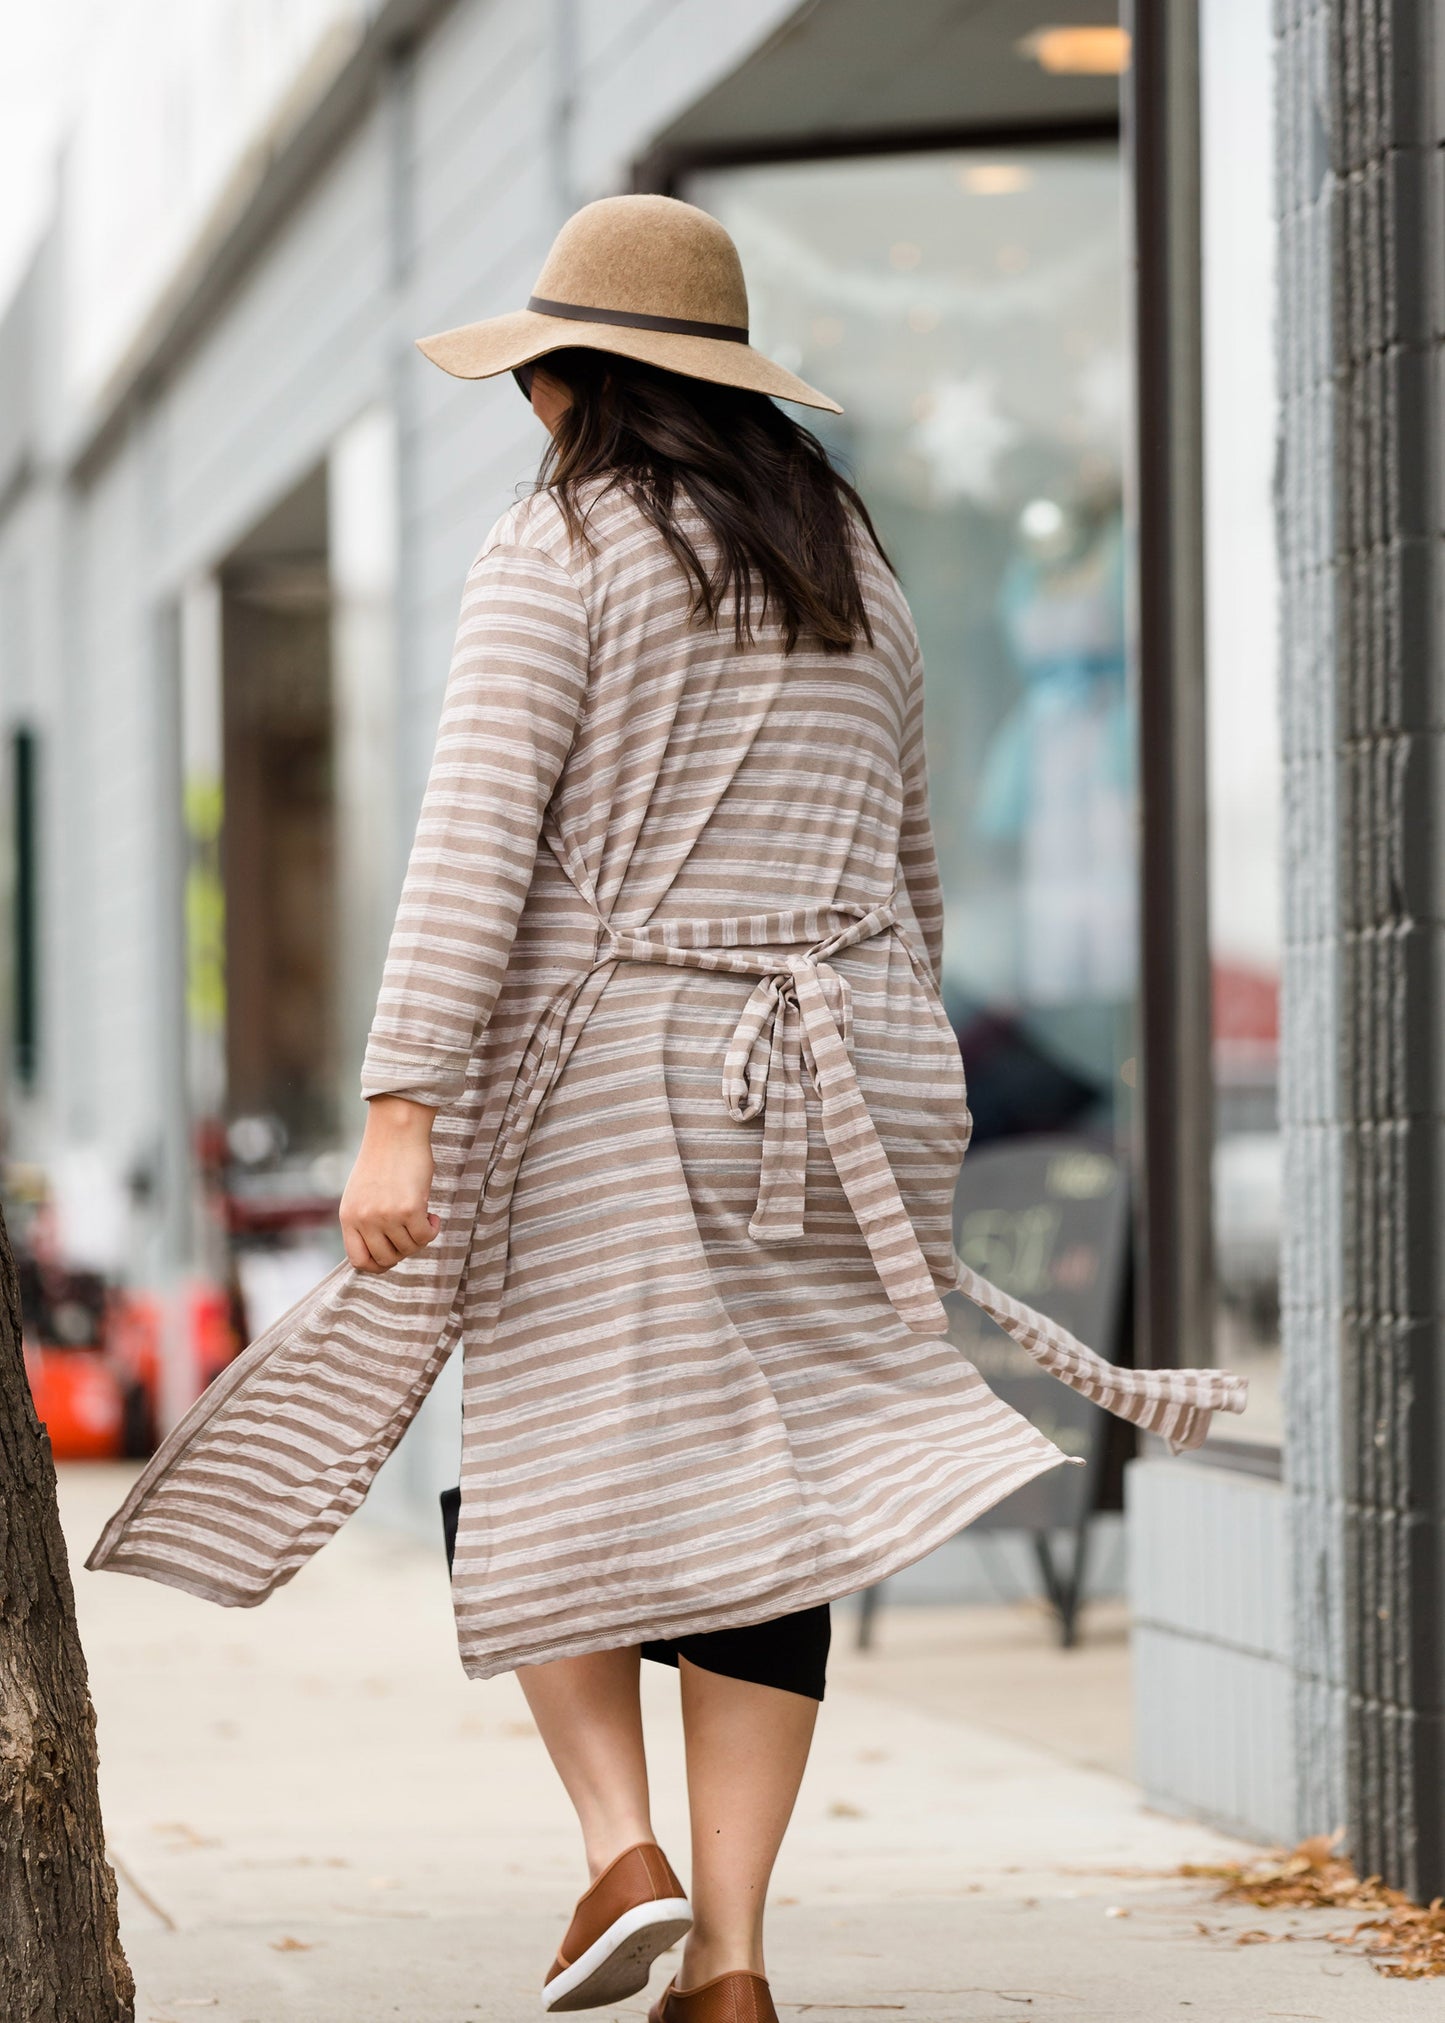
[61,1464,1417,2023]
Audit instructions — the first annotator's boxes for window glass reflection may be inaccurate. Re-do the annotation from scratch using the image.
[691,148,1135,1162]
[1200,0,1282,1446]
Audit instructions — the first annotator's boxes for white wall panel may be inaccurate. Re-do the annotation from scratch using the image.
[1127,1458,1293,1844]
[571,0,801,196]
[70,444,165,1189]
[408,8,542,261]
[576,0,668,82]
[1132,1623,1294,1844]
[159,130,392,581]
[408,0,537,148]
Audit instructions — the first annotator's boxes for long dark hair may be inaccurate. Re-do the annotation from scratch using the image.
[528,349,892,654]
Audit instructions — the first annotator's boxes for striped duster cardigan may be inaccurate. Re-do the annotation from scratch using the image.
[89,486,1246,1676]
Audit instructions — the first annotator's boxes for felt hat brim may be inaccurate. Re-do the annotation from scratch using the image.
[415,308,842,414]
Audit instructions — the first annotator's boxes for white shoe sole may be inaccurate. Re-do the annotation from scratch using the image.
[542,1896,693,2012]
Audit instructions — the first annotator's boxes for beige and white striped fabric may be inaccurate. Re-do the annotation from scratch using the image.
[89,484,1247,1675]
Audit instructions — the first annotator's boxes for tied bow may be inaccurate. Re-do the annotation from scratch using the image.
[722,955,851,1242]
[581,898,950,1336]
[714,909,951,1337]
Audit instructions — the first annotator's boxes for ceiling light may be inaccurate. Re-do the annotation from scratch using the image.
[1016,26,1130,75]
[960,162,1033,196]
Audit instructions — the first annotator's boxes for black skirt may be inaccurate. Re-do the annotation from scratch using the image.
[440,1486,830,1701]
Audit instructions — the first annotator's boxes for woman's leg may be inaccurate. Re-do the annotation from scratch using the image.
[676,1659,818,1986]
[518,1647,656,1878]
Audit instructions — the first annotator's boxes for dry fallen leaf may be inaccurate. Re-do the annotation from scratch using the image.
[239,1854,348,1870]
[1179,1831,1445,1979]
[150,1822,220,1851]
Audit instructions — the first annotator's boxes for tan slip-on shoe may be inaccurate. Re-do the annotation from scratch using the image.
[542,1841,692,2012]
[648,1971,780,2023]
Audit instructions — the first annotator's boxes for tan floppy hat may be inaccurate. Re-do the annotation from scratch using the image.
[415,193,842,415]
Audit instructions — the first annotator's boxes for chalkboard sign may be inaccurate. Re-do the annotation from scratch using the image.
[947,1135,1130,1538]
[856,1135,1132,1649]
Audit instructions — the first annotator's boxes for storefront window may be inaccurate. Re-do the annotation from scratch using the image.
[1199,0,1282,1447]
[690,146,1134,1174]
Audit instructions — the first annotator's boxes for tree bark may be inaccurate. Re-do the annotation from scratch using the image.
[0,1203,134,2021]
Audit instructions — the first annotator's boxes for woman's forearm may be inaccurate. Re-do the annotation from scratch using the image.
[364,1092,438,1141]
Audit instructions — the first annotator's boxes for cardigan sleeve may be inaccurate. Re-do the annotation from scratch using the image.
[359,540,590,1106]
[897,643,945,992]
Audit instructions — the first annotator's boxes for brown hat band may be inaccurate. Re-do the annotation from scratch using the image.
[527,294,749,344]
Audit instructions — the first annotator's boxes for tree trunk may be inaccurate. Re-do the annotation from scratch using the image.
[0,1203,134,2021]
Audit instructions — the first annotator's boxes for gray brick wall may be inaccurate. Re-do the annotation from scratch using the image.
[1275,0,1350,1856]
[1276,0,1445,1898]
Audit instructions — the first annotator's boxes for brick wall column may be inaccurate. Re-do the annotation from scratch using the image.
[1276,0,1445,1897]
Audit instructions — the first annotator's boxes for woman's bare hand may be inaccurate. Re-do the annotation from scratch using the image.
[340,1095,442,1273]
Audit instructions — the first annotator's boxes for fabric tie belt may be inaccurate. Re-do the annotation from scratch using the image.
[597,897,950,1335]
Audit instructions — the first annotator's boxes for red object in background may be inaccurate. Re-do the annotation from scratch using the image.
[106,1289,164,1456]
[1213,959,1280,1046]
[105,1280,239,1437]
[24,1346,124,1460]
[189,1282,238,1390]
[107,1290,161,1397]
[109,1281,238,1396]
[224,1190,339,1238]
[24,1281,241,1462]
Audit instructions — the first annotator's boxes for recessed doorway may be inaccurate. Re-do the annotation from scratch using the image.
[219,467,339,1159]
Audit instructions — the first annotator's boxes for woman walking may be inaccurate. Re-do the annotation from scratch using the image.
[91,195,1246,2020]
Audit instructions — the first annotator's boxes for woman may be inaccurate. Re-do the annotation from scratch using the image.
[90,195,1246,2023]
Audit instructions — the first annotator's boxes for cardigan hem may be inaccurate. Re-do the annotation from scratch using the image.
[454,1442,1083,1680]
[77,1549,289,1610]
